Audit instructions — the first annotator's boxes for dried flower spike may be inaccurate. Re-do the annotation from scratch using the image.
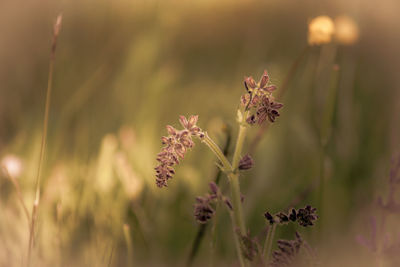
[155,115,204,187]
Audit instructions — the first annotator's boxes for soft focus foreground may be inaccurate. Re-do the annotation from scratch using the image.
[1,0,400,266]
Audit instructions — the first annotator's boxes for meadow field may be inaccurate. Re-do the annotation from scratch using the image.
[0,0,400,266]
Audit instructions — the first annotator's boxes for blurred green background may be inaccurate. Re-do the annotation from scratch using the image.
[1,0,399,266]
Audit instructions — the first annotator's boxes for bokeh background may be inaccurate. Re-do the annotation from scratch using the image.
[1,0,400,266]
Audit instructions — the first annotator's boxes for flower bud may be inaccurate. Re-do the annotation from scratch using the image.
[238,154,254,170]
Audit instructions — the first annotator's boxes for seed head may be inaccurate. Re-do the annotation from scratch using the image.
[297,205,318,227]
[264,206,318,227]
[241,70,283,126]
[255,96,283,124]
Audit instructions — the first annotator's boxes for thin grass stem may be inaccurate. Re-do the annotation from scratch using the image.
[123,224,133,266]
[27,14,62,267]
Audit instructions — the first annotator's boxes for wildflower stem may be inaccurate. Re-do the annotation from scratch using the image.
[232,125,248,171]
[202,133,232,172]
[228,210,247,267]
[228,116,249,267]
[210,202,220,267]
[228,172,246,234]
[262,225,270,256]
[27,14,62,267]
[263,223,277,265]
[318,58,339,235]
[202,128,249,267]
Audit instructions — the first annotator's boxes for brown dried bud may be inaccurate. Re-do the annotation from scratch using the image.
[264,212,275,225]
[289,208,297,222]
[259,70,269,89]
[166,125,178,136]
[194,197,214,224]
[265,85,277,92]
[224,198,233,210]
[246,115,257,125]
[244,76,257,91]
[256,97,283,124]
[239,154,254,170]
[276,212,289,223]
[209,182,219,195]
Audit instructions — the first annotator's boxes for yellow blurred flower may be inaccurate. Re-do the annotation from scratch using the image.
[308,16,335,46]
[334,15,359,45]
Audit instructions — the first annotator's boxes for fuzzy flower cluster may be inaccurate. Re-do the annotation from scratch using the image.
[264,205,318,227]
[270,232,303,267]
[241,70,283,125]
[194,182,219,223]
[237,230,259,262]
[193,182,236,224]
[194,196,216,224]
[155,115,204,188]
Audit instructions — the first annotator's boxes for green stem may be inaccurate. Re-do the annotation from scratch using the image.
[262,225,270,256]
[229,210,247,267]
[264,224,276,265]
[187,129,231,267]
[210,202,220,267]
[201,116,248,267]
[228,172,246,234]
[232,125,247,170]
[229,122,249,267]
[202,133,232,172]
[318,58,339,235]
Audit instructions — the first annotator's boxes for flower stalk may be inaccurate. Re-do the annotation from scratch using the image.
[154,70,283,267]
[202,133,232,172]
